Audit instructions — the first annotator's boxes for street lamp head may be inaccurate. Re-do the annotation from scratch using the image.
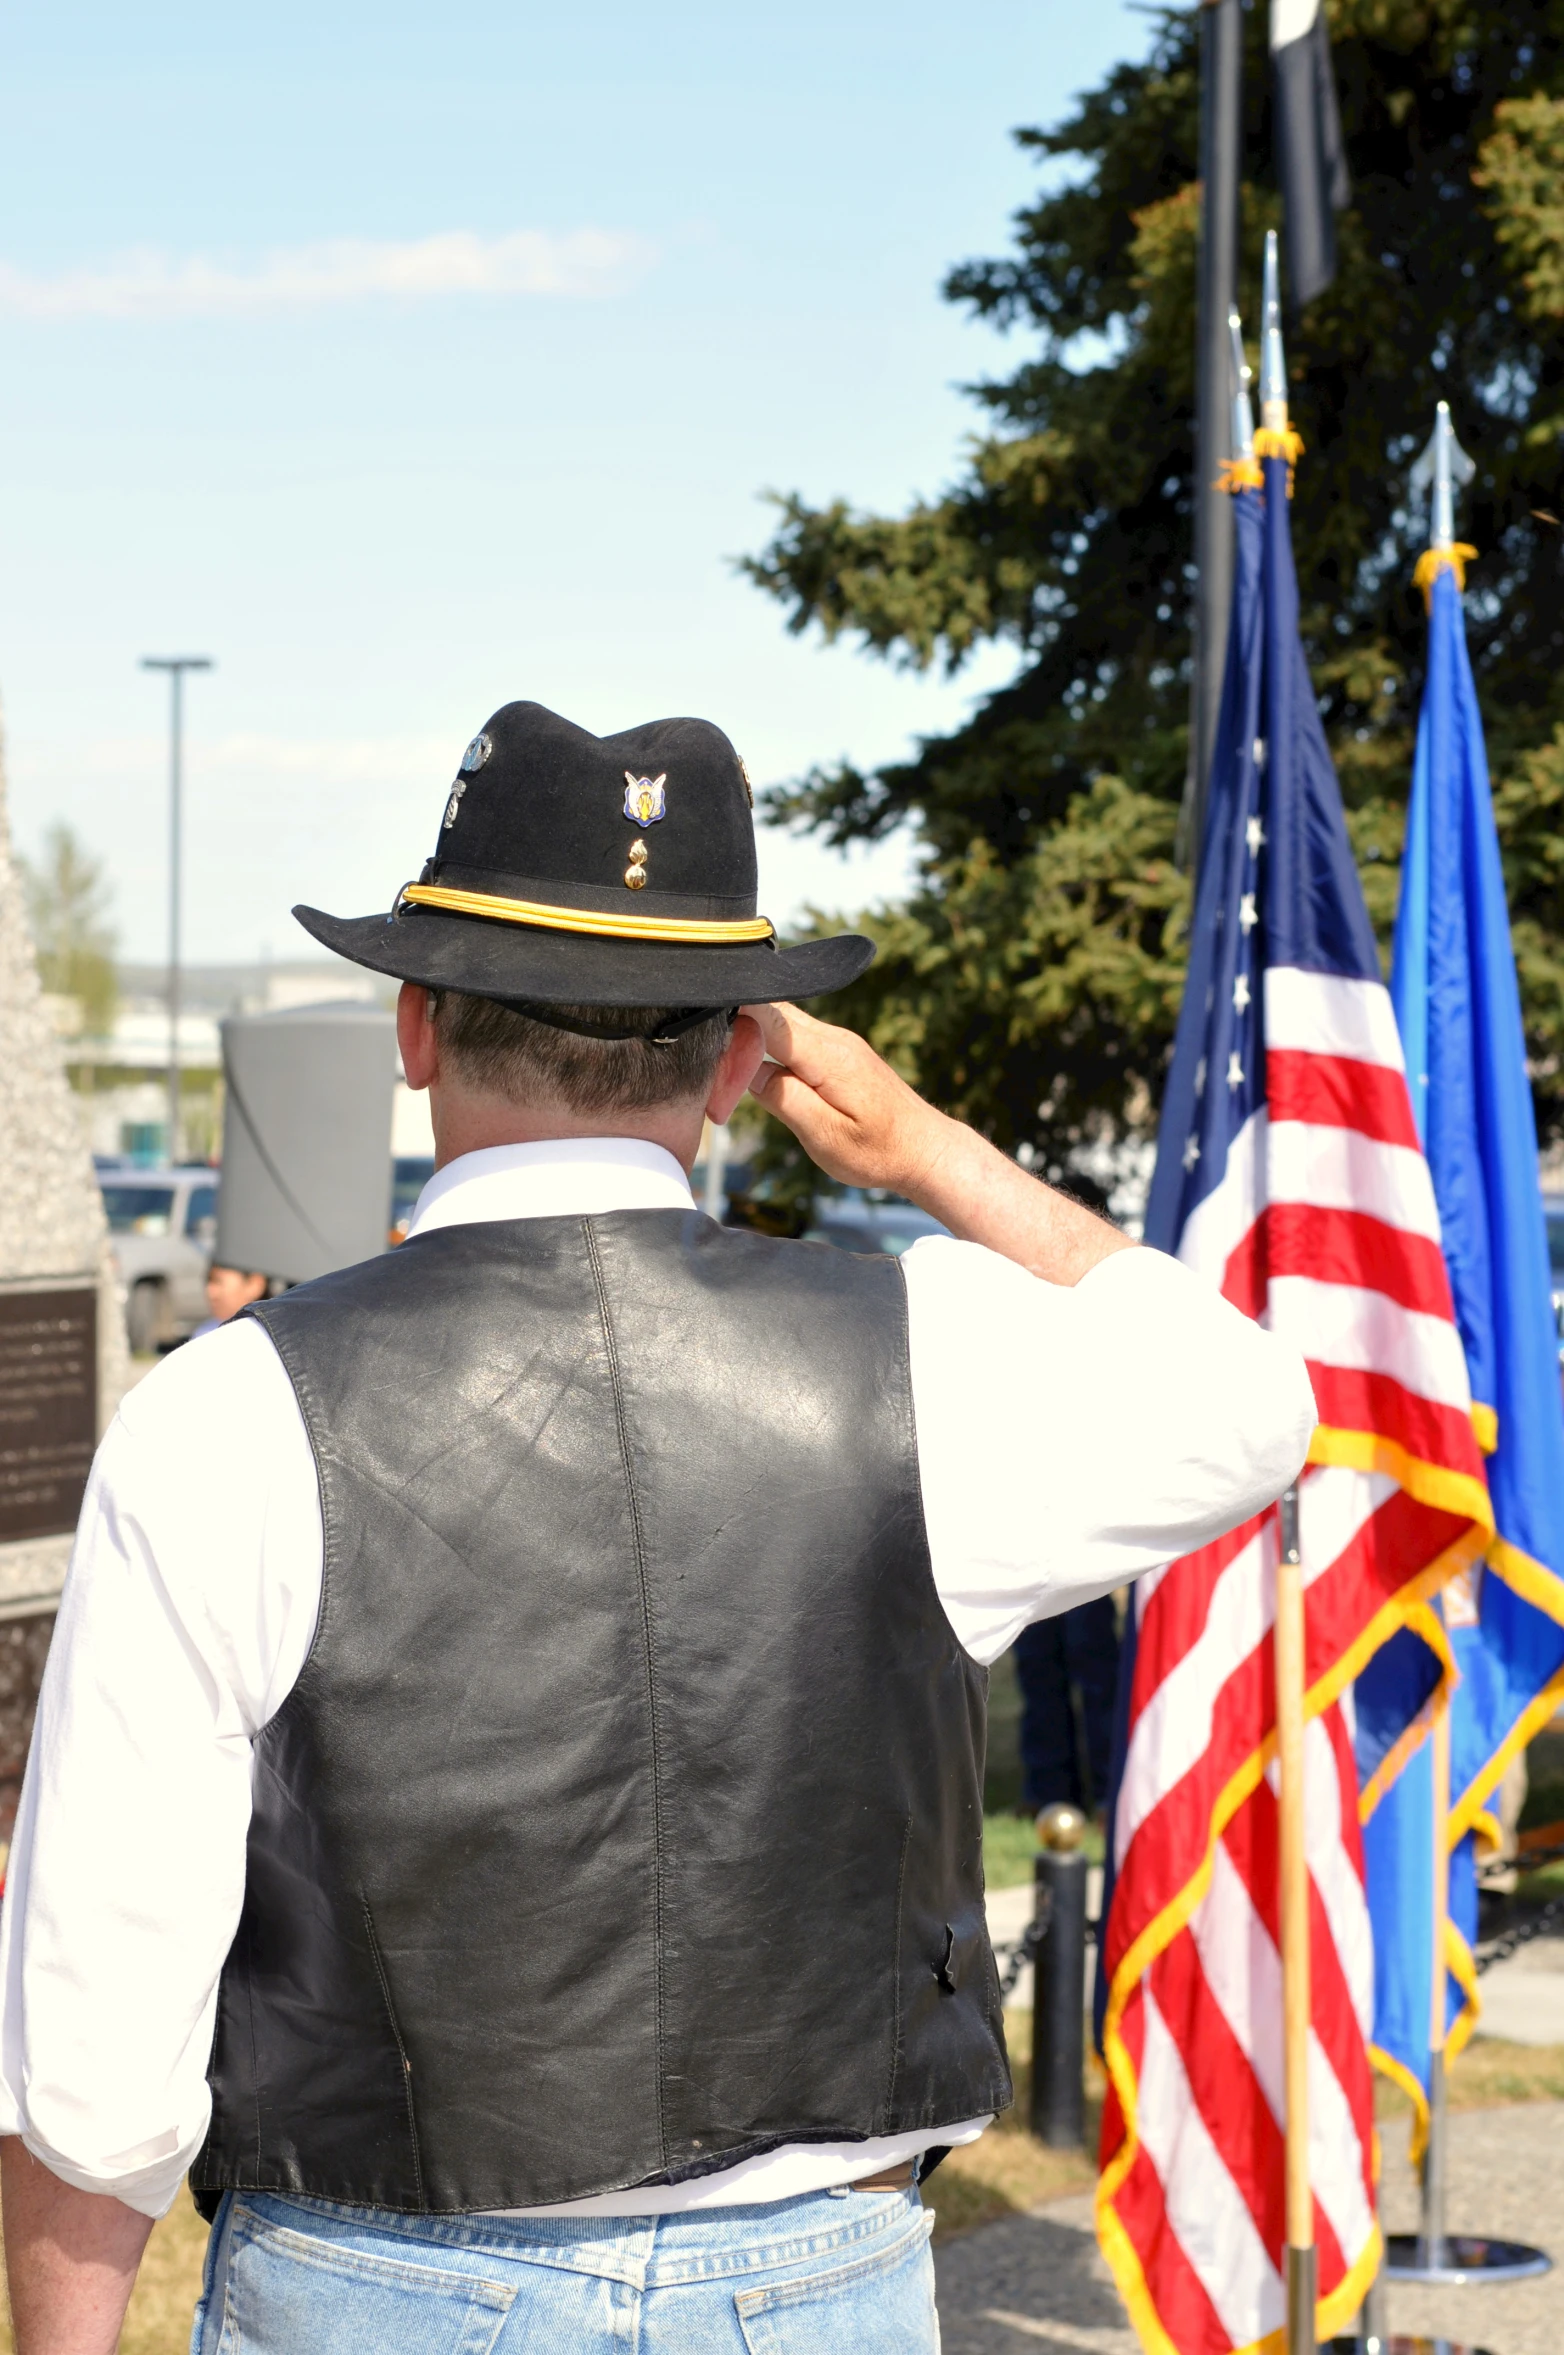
[141,656,214,673]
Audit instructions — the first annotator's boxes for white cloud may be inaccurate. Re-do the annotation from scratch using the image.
[0,229,654,320]
[202,733,455,782]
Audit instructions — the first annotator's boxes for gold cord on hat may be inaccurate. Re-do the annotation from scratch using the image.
[398,881,774,945]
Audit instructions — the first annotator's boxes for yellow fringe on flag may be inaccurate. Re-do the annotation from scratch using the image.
[1372,1908,1486,2167]
[1365,1545,1564,2159]
[1253,423,1304,496]
[1218,456,1265,493]
[1413,542,1479,609]
[1357,1598,1458,1824]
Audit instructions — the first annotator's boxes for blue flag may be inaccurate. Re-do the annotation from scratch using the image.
[1370,547,1564,2132]
[1360,1693,1482,2129]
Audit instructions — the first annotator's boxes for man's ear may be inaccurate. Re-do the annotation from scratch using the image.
[397,982,439,1092]
[705,1014,766,1127]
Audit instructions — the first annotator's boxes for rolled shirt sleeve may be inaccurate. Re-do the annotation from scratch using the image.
[0,1322,321,2217]
[905,1238,1317,1666]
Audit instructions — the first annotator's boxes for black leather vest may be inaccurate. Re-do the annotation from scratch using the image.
[192,1210,1008,2214]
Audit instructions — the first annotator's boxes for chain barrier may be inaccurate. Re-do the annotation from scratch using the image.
[996,1901,1555,1986]
[993,1846,1560,1995]
[993,1891,1103,2003]
[996,1909,1047,2003]
[1478,1837,1564,1889]
[995,1896,1558,2001]
[998,1908,1549,1988]
[1475,1892,1564,1976]
[995,1867,1558,1990]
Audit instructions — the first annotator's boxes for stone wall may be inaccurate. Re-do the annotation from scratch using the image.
[0,1615,55,1846]
[0,704,126,1759]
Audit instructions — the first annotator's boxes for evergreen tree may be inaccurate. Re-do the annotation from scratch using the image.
[746,0,1564,1176]
[20,821,118,1038]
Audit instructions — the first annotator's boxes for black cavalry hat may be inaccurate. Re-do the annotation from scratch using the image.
[294,701,874,1011]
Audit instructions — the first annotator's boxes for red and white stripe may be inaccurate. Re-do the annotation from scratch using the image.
[1098,968,1489,2353]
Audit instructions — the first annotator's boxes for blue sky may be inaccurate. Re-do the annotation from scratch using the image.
[0,0,1151,965]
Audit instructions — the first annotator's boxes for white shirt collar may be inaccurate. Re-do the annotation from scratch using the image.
[405,1137,696,1239]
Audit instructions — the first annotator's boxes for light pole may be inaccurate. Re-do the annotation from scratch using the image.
[141,655,213,1164]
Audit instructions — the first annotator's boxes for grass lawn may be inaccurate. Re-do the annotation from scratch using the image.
[1374,2036,1564,2136]
[981,1812,1042,1888]
[116,2198,210,2355]
[1520,1723,1564,1836]
[981,1812,1104,1889]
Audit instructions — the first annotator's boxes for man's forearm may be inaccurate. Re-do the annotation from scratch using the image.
[1,2137,151,2355]
[896,1111,1135,1283]
[743,999,1135,1285]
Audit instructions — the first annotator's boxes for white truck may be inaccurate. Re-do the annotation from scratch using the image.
[99,1168,219,1353]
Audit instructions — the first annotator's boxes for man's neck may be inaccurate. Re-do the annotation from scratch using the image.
[429,1089,707,1177]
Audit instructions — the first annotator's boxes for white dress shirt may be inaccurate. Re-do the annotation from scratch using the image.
[0,1139,1316,2218]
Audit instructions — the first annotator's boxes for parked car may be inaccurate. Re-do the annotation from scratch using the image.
[390,1156,436,1243]
[100,1169,219,1352]
[1545,1193,1564,1367]
[802,1189,949,1257]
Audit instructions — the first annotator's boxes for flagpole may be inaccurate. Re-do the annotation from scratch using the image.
[1179,0,1242,869]
[1275,1484,1315,2355]
[1420,1693,1451,2268]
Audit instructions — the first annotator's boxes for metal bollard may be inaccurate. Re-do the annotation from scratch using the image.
[1029,1802,1088,2145]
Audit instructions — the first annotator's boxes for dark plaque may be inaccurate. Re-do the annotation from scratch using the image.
[0,1286,97,1544]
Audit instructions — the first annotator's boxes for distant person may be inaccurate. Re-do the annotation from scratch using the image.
[0,701,1314,2355]
[190,1263,268,1338]
[1013,1596,1120,1820]
[1009,1172,1121,1822]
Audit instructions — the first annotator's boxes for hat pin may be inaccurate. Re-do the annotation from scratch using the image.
[443,731,492,829]
[623,771,667,828]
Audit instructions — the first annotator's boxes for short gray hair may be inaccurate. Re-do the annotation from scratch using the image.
[429,991,733,1115]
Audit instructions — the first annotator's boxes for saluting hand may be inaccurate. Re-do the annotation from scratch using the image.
[740,1002,1136,1287]
[741,1001,949,1198]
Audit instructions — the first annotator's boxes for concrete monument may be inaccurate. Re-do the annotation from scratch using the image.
[0,714,127,1835]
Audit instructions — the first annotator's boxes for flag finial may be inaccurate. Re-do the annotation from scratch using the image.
[1260,231,1287,431]
[1410,400,1478,602]
[1230,313,1256,460]
[1254,232,1305,486]
[1217,312,1264,493]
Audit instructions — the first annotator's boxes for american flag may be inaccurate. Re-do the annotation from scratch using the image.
[1095,463,1492,2353]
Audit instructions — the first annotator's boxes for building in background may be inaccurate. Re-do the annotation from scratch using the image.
[45,953,434,1167]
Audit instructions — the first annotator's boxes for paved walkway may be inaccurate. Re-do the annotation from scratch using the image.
[933,2189,1132,2355]
[1473,1933,1564,2045]
[1375,2099,1564,2354]
[933,2101,1564,2355]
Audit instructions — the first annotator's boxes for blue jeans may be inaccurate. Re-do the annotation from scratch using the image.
[190,2184,938,2352]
